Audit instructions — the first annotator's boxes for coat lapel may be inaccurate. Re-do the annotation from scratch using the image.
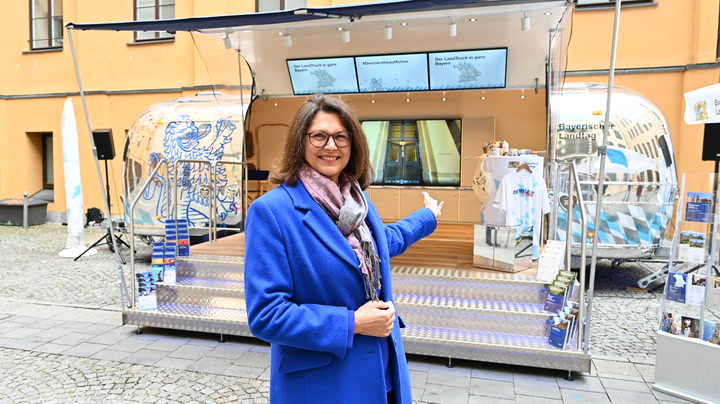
[282,182,360,269]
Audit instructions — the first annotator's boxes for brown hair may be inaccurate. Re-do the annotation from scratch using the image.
[269,94,374,189]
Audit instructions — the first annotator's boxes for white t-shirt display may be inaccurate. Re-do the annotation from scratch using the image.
[492,170,551,259]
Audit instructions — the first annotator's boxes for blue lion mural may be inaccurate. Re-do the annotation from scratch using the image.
[142,114,240,227]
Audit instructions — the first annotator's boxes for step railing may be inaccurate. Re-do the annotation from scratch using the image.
[547,161,591,354]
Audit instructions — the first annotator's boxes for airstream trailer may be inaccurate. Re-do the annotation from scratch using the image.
[122,94,249,238]
[548,83,678,268]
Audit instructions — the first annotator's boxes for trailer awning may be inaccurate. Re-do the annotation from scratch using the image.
[66,0,566,32]
[66,0,573,97]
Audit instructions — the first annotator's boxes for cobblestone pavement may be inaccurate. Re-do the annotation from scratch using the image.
[0,347,268,403]
[0,223,686,403]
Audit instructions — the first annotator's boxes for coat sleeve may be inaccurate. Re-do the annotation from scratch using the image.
[371,202,437,258]
[244,197,351,359]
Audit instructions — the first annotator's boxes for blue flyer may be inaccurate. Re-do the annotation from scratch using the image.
[666,272,688,303]
[685,192,712,222]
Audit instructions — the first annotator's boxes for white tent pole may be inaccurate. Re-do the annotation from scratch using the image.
[67,27,130,308]
[584,0,622,349]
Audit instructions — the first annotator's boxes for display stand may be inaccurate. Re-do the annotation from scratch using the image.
[473,155,545,272]
[653,172,720,404]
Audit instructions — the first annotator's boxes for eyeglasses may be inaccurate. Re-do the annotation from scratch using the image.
[306,130,352,148]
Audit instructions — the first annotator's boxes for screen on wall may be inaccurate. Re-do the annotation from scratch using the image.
[361,119,462,186]
[287,57,359,94]
[355,53,429,92]
[428,48,508,90]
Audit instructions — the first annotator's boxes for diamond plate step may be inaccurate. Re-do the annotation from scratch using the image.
[157,283,245,310]
[123,303,252,337]
[402,324,590,373]
[392,266,547,304]
[396,294,550,337]
[175,257,244,283]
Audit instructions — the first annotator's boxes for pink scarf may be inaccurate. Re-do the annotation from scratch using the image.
[298,164,381,300]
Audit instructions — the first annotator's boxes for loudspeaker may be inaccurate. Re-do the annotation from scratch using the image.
[92,128,115,160]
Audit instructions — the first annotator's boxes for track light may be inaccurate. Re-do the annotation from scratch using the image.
[283,30,292,47]
[521,13,530,32]
[449,19,457,37]
[384,23,392,40]
[341,27,350,43]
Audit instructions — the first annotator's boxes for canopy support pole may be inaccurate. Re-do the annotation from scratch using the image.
[67,27,130,309]
[584,0,622,351]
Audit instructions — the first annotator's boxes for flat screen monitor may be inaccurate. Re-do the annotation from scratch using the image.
[287,57,359,95]
[428,48,508,90]
[362,119,461,186]
[355,53,429,92]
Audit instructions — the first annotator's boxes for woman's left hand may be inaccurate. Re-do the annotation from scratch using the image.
[422,191,444,218]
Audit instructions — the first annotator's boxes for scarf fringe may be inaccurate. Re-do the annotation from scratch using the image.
[361,239,381,300]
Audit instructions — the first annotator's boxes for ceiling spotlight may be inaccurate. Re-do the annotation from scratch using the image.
[341,27,351,43]
[521,13,530,32]
[371,99,376,104]
[405,98,411,103]
[273,102,279,106]
[481,96,486,100]
[545,12,552,16]
[520,94,526,99]
[283,30,292,47]
[442,91,447,101]
[222,33,232,49]
[400,22,408,26]
[384,23,392,40]
[449,19,457,37]
[469,18,477,22]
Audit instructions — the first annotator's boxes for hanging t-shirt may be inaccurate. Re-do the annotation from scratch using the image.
[492,170,551,259]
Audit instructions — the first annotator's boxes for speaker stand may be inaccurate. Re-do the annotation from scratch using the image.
[74,159,133,263]
[74,226,131,264]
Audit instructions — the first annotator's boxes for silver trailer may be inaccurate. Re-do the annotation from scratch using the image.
[548,82,678,287]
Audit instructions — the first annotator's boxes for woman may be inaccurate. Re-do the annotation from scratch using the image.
[244,94,443,404]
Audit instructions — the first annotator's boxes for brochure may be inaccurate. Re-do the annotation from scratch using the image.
[706,277,720,311]
[685,192,712,223]
[136,271,157,311]
[702,320,720,344]
[677,232,706,264]
[666,272,688,303]
[685,274,707,306]
[680,316,700,338]
[660,312,678,335]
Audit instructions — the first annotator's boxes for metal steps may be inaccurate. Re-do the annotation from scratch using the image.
[124,256,590,373]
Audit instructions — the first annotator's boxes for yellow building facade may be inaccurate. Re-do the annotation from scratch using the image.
[0,0,718,224]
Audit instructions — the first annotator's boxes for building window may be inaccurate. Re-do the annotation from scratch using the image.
[135,0,175,42]
[30,0,63,50]
[576,0,654,8]
[43,134,54,189]
[257,0,306,12]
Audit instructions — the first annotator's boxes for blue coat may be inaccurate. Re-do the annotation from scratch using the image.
[244,181,437,404]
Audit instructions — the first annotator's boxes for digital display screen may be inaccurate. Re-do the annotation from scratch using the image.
[287,57,359,95]
[428,48,508,90]
[355,53,429,92]
[362,119,461,186]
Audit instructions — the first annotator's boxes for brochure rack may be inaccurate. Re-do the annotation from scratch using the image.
[653,173,720,404]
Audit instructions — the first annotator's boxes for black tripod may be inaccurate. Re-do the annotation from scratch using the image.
[74,159,132,263]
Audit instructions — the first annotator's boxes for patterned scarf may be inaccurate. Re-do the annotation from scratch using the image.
[298,164,381,300]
